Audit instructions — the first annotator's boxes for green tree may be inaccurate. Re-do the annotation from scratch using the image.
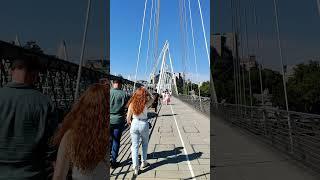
[287,61,320,114]
[200,81,210,97]
[249,67,284,107]
[211,45,235,103]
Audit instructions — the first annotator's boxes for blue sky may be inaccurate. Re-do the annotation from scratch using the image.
[0,0,106,63]
[111,0,210,82]
[213,0,320,71]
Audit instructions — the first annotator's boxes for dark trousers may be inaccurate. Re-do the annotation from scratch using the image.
[110,124,124,163]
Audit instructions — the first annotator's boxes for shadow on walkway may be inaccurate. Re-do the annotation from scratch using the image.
[159,113,178,117]
[140,147,203,173]
[147,112,158,118]
[117,147,203,175]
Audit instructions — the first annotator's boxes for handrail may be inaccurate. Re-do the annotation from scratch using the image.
[174,94,210,117]
[212,103,320,172]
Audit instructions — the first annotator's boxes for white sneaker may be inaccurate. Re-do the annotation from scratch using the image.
[141,161,150,168]
[133,166,139,176]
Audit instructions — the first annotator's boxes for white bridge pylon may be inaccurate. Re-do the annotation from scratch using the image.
[149,40,178,94]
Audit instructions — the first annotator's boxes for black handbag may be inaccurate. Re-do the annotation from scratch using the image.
[148,122,152,129]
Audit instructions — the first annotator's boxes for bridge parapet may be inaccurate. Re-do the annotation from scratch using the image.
[0,40,138,111]
[174,94,210,117]
[212,103,320,172]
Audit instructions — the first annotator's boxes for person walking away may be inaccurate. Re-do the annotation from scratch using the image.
[151,89,160,114]
[126,87,154,176]
[0,57,59,180]
[109,79,129,168]
[52,83,109,179]
[163,91,171,105]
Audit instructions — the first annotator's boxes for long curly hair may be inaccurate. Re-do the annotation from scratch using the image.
[52,83,109,172]
[127,87,149,115]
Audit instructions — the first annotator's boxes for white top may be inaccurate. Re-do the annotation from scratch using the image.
[128,91,154,121]
[53,131,109,180]
[132,107,148,120]
[72,162,108,180]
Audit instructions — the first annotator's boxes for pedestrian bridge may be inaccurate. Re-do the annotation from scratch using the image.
[212,104,320,180]
[110,96,210,179]
[2,40,320,179]
[110,95,320,180]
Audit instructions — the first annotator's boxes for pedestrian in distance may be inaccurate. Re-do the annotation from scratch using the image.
[151,89,160,114]
[163,90,171,105]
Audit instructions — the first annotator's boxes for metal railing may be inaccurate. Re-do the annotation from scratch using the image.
[212,103,320,172]
[0,40,136,111]
[175,94,210,117]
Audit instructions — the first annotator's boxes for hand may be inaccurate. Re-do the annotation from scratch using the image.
[127,118,132,125]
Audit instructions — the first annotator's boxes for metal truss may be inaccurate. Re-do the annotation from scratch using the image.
[0,40,138,112]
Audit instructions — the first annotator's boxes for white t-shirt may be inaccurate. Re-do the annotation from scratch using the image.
[132,107,148,120]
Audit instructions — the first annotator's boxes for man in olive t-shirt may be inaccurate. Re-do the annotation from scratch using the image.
[0,57,58,180]
[110,79,129,168]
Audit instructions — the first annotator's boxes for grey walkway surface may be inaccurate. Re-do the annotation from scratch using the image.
[212,116,320,180]
[110,97,210,179]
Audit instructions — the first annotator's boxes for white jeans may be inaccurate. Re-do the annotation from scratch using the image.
[130,118,149,168]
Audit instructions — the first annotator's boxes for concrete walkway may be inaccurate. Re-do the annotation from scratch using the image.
[211,116,320,180]
[110,97,210,179]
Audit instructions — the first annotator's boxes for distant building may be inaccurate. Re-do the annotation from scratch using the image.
[173,72,185,80]
[137,80,148,85]
[152,72,174,85]
[212,32,238,58]
[85,59,110,74]
[240,55,257,70]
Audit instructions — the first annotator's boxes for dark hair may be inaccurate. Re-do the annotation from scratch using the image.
[100,78,109,85]
[11,56,41,72]
[113,79,122,84]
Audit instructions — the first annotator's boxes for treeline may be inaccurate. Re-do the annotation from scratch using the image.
[211,45,320,114]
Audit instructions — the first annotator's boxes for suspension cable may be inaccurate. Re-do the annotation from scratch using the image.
[74,0,91,100]
[187,0,203,110]
[317,0,320,16]
[183,0,191,95]
[252,0,265,106]
[273,0,293,153]
[196,0,218,104]
[196,0,209,66]
[133,0,148,89]
[145,0,155,80]
[154,0,160,60]
[178,0,187,94]
[230,0,238,105]
[273,0,289,112]
[150,0,160,80]
[244,2,253,107]
[238,0,246,106]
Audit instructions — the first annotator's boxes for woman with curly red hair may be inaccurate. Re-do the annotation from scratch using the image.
[126,87,154,176]
[52,83,109,180]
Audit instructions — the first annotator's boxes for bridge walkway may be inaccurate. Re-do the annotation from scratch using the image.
[110,97,210,179]
[212,115,320,180]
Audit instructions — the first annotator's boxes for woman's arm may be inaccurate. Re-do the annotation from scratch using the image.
[52,131,71,180]
[126,104,133,125]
